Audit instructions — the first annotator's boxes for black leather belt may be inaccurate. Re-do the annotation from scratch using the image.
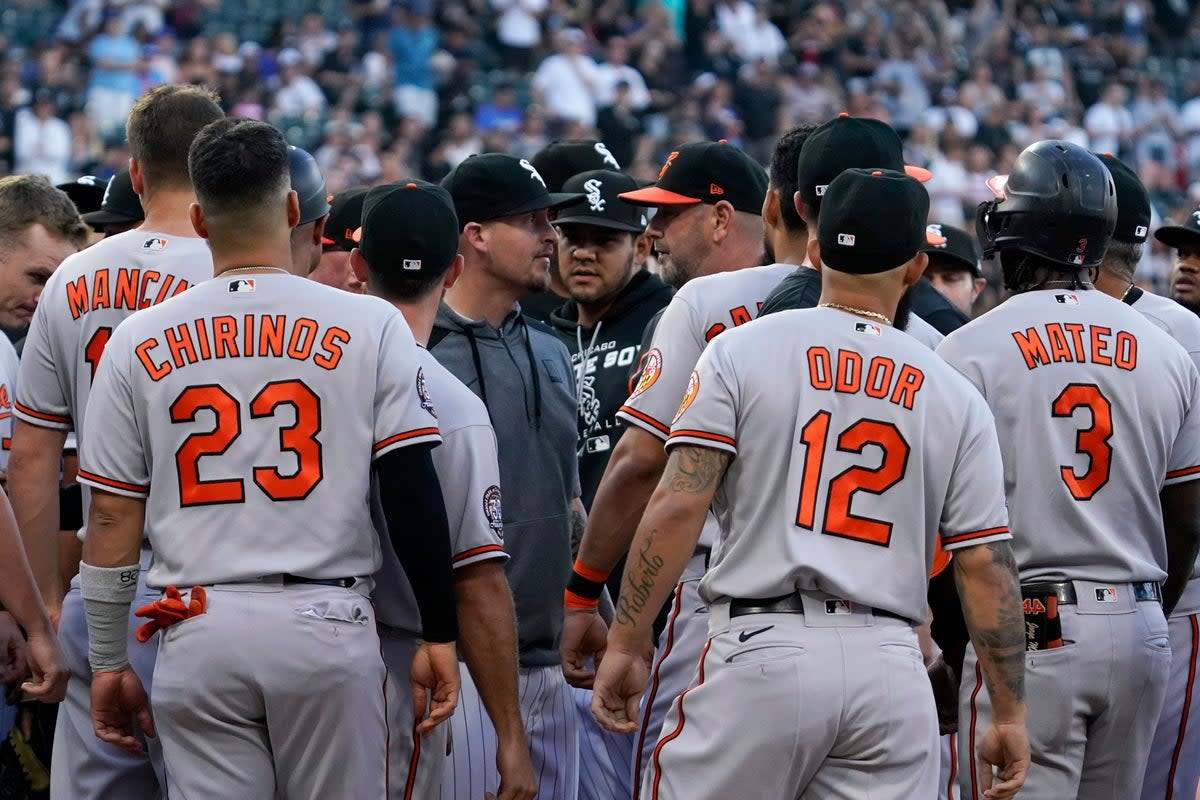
[1021,580,1161,604]
[729,592,906,621]
[281,574,356,588]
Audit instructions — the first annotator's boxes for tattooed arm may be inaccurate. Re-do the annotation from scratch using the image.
[569,496,588,558]
[952,540,1025,719]
[607,445,732,653]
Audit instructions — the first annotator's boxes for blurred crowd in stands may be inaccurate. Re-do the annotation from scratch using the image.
[1,0,1198,298]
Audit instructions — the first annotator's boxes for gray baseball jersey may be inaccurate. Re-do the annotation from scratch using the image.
[373,347,507,633]
[937,288,1200,585]
[670,307,1010,622]
[905,311,945,349]
[618,263,795,550]
[77,273,440,587]
[0,333,18,469]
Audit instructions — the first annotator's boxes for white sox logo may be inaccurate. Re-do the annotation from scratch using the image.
[416,368,436,418]
[594,142,620,170]
[483,485,504,537]
[579,373,600,429]
[584,179,606,212]
[1193,210,1200,226]
[926,224,948,248]
[520,159,547,188]
[101,175,115,207]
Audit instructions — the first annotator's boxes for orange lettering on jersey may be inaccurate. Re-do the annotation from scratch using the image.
[1046,323,1073,363]
[165,323,198,368]
[1090,326,1113,366]
[138,271,161,308]
[807,346,832,390]
[136,338,171,381]
[890,365,925,410]
[192,318,212,360]
[1013,327,1051,370]
[170,279,189,299]
[1062,322,1087,361]
[729,305,752,326]
[114,268,139,310]
[258,315,286,357]
[865,356,895,399]
[91,269,111,311]
[153,275,176,306]
[287,318,318,360]
[704,322,726,342]
[212,315,239,358]
[834,349,863,394]
[314,327,350,370]
[243,314,255,357]
[1115,331,1137,370]
[66,275,89,320]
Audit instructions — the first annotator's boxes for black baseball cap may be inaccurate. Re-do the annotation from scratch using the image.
[531,140,622,192]
[288,145,331,226]
[797,114,932,218]
[921,223,982,277]
[1155,209,1200,250]
[1094,153,1150,244]
[619,140,767,215]
[440,153,584,229]
[82,170,144,227]
[323,187,369,251]
[818,169,929,274]
[56,176,107,216]
[553,170,649,233]
[353,180,460,280]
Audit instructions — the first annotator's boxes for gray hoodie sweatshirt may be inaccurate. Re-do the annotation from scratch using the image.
[430,302,579,667]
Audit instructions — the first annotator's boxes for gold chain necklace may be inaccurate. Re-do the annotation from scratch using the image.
[819,302,892,325]
[223,265,288,275]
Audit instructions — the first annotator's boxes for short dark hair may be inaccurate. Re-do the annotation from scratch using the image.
[1103,239,1143,281]
[189,119,289,218]
[768,124,819,234]
[127,85,224,188]
[0,175,89,250]
[370,268,448,302]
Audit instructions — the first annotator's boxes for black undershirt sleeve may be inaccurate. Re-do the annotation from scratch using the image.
[374,444,458,643]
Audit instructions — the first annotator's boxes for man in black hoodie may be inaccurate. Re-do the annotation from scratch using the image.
[549,169,673,508]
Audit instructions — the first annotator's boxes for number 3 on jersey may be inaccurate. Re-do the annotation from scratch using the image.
[795,410,911,546]
[171,379,323,506]
[1051,382,1112,500]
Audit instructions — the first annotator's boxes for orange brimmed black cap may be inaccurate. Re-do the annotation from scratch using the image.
[618,140,767,215]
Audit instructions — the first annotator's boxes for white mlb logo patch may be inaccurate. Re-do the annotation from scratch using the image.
[142,237,167,251]
[837,233,856,246]
[228,278,256,293]
[1095,587,1119,603]
[1134,225,1148,238]
[825,599,853,615]
[855,322,881,337]
[1068,254,1084,265]
[1054,293,1079,306]
[403,259,422,271]
[815,184,829,196]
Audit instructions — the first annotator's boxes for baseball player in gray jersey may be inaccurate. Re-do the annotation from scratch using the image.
[939,140,1200,800]
[8,85,224,800]
[76,118,459,800]
[350,180,537,800]
[1091,154,1200,800]
[593,167,1029,800]
[561,140,768,794]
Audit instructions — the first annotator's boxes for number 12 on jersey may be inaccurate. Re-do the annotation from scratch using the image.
[794,410,911,547]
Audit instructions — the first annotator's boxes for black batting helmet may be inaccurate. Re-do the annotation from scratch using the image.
[976,140,1116,270]
[288,145,331,225]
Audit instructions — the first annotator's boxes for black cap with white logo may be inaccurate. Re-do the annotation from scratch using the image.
[354,180,460,281]
[440,153,584,229]
[818,169,929,274]
[531,140,622,192]
[920,223,982,277]
[81,170,144,227]
[552,170,648,233]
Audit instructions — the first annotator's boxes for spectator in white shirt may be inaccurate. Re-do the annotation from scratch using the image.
[1084,81,1132,157]
[1130,77,1178,170]
[714,0,756,47]
[594,36,650,110]
[271,49,327,118]
[733,6,788,65]
[531,28,600,128]
[13,92,72,184]
[492,0,547,71]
